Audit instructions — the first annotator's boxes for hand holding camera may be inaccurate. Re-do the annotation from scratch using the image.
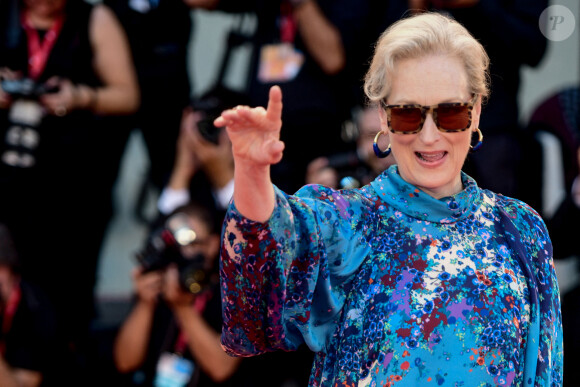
[39,77,76,116]
[132,267,163,306]
[0,73,94,117]
[0,68,22,109]
[162,264,196,309]
[135,212,212,297]
[190,110,234,186]
[169,105,234,191]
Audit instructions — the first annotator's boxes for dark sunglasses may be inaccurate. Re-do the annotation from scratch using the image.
[382,95,478,134]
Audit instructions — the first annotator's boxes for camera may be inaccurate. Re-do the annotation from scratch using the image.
[135,212,210,294]
[197,114,222,145]
[190,85,250,144]
[1,78,59,99]
[1,78,59,168]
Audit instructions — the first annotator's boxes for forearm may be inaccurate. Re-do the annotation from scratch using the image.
[113,301,155,372]
[0,356,19,387]
[88,85,139,115]
[167,166,194,191]
[174,306,240,382]
[0,355,41,387]
[71,83,138,114]
[205,160,234,190]
[294,1,345,75]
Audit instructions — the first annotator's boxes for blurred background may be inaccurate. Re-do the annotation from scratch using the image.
[96,0,580,317]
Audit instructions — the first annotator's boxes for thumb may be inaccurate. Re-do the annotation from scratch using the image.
[266,138,285,164]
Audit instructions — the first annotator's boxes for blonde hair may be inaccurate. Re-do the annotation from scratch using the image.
[363,12,490,104]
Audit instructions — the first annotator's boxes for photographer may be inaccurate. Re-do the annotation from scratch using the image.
[157,86,247,220]
[0,1,139,382]
[0,223,56,387]
[114,87,250,386]
[305,105,395,189]
[151,88,314,386]
[114,202,242,386]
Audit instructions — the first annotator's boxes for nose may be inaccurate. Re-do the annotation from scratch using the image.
[418,111,440,144]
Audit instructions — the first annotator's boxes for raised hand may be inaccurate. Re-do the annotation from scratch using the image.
[214,86,285,222]
[214,85,285,167]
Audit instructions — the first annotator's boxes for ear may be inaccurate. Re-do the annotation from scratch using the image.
[472,95,482,132]
[377,105,390,141]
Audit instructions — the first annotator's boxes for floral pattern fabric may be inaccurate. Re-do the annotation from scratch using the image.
[220,165,563,386]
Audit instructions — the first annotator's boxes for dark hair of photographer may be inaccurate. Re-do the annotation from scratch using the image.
[114,200,242,386]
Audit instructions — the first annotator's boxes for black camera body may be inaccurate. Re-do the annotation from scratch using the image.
[190,85,250,144]
[191,94,225,145]
[196,114,222,145]
[1,78,59,99]
[136,213,210,294]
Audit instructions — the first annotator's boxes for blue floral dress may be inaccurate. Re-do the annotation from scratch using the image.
[220,165,563,386]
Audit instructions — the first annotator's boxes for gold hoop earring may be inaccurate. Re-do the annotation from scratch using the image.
[470,128,483,152]
[373,131,391,158]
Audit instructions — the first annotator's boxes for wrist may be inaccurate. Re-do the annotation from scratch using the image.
[168,169,194,190]
[170,299,196,316]
[136,297,158,310]
[76,84,98,111]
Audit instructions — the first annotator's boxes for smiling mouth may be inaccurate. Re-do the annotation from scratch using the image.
[416,152,447,162]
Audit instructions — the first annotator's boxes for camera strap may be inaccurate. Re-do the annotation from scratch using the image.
[20,11,65,80]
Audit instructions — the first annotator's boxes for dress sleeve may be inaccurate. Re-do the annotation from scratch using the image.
[500,197,564,385]
[219,184,372,356]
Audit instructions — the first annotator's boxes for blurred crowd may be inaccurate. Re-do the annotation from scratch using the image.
[0,0,577,386]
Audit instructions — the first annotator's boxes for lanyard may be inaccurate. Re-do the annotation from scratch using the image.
[0,285,22,356]
[21,11,65,80]
[280,1,298,44]
[174,290,211,355]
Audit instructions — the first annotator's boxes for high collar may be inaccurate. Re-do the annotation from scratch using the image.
[370,165,482,224]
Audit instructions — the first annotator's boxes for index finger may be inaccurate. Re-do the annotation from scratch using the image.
[266,85,283,122]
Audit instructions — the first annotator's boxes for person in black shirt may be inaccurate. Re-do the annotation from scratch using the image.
[113,202,242,387]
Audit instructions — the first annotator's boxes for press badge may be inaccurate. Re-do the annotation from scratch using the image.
[258,43,304,83]
[153,352,194,387]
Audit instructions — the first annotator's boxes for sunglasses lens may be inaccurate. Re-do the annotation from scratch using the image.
[436,105,470,131]
[390,107,422,132]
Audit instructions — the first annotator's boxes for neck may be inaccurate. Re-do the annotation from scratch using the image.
[25,8,63,29]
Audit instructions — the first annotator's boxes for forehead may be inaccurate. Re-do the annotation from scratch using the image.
[388,55,469,104]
